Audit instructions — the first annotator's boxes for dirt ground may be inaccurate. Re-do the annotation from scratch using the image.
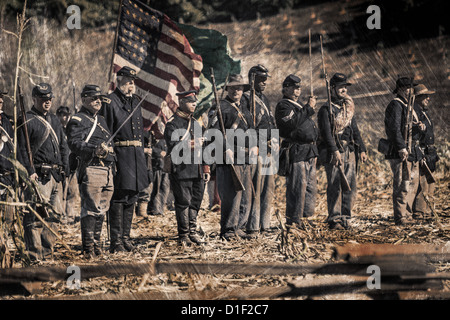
[18,154,448,300]
[0,0,449,301]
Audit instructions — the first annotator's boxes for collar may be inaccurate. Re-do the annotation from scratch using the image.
[226,96,240,107]
[114,88,132,103]
[282,95,299,103]
[31,106,49,118]
[80,106,97,118]
[395,95,408,104]
[331,95,344,107]
[175,109,192,120]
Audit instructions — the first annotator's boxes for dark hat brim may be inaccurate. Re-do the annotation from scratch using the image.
[226,82,251,91]
[283,83,301,88]
[332,82,352,87]
[393,83,418,94]
[33,93,54,99]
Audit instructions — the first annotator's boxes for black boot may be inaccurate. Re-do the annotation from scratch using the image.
[93,215,104,256]
[122,203,136,252]
[81,215,96,259]
[109,202,126,253]
[188,209,204,244]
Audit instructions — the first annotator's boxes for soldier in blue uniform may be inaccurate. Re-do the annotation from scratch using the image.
[242,65,278,236]
[148,133,171,216]
[164,90,210,245]
[100,66,150,253]
[412,84,439,219]
[275,75,318,228]
[384,77,422,226]
[0,90,14,201]
[318,73,367,230]
[210,74,256,240]
[18,83,70,261]
[66,85,116,259]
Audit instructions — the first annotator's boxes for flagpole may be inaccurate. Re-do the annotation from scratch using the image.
[107,0,124,89]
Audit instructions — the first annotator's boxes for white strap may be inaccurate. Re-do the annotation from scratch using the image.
[85,115,98,143]
[394,98,418,122]
[34,115,59,145]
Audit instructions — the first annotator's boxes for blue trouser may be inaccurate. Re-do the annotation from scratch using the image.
[324,149,357,225]
[169,175,205,236]
[286,158,317,225]
[217,164,251,236]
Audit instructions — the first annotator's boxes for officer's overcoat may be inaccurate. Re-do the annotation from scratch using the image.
[100,88,149,192]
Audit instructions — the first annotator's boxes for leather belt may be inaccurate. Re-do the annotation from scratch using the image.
[90,158,114,167]
[35,163,61,170]
[114,140,142,147]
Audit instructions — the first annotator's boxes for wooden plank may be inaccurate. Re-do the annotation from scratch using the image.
[333,244,450,263]
[0,262,320,283]
[0,259,441,285]
[35,286,291,300]
[286,275,444,298]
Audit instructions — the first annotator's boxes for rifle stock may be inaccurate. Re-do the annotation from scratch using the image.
[422,160,436,184]
[308,29,313,97]
[17,79,49,218]
[210,68,245,192]
[250,73,256,127]
[320,35,351,192]
[418,148,436,184]
[401,77,415,181]
[338,164,351,192]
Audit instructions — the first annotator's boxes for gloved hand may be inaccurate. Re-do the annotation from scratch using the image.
[95,142,109,159]
[398,148,408,162]
[331,150,342,166]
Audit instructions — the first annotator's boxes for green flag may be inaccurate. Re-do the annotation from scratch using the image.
[177,23,241,118]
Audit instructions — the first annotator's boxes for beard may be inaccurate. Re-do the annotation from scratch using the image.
[119,84,136,97]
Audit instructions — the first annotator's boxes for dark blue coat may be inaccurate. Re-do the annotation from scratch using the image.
[275,97,318,162]
[164,112,207,180]
[100,88,149,192]
[384,96,422,161]
[0,114,15,177]
[318,98,366,161]
[66,107,116,164]
[18,107,69,182]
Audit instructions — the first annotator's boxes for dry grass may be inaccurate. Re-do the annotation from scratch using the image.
[0,1,448,299]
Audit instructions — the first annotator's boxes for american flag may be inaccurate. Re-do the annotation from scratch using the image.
[111,0,203,135]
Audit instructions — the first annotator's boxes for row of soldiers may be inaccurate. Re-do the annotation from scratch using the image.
[0,64,439,260]
[164,64,439,244]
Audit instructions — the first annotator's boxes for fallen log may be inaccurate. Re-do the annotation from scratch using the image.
[333,243,450,263]
[0,258,440,285]
[34,286,291,300]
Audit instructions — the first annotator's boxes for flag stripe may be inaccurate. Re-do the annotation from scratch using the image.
[112,0,203,131]
[114,54,198,106]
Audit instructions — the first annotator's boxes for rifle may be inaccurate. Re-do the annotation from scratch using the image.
[72,80,76,112]
[210,68,245,192]
[320,35,351,192]
[308,29,313,97]
[104,90,150,147]
[206,74,229,130]
[17,79,49,218]
[418,147,436,184]
[250,73,256,127]
[402,77,415,181]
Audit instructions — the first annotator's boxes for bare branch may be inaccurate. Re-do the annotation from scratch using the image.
[1,28,18,38]
[19,66,50,80]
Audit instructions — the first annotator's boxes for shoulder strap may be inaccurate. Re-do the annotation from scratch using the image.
[85,115,98,143]
[223,99,248,127]
[281,98,304,110]
[33,114,59,145]
[393,98,419,122]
